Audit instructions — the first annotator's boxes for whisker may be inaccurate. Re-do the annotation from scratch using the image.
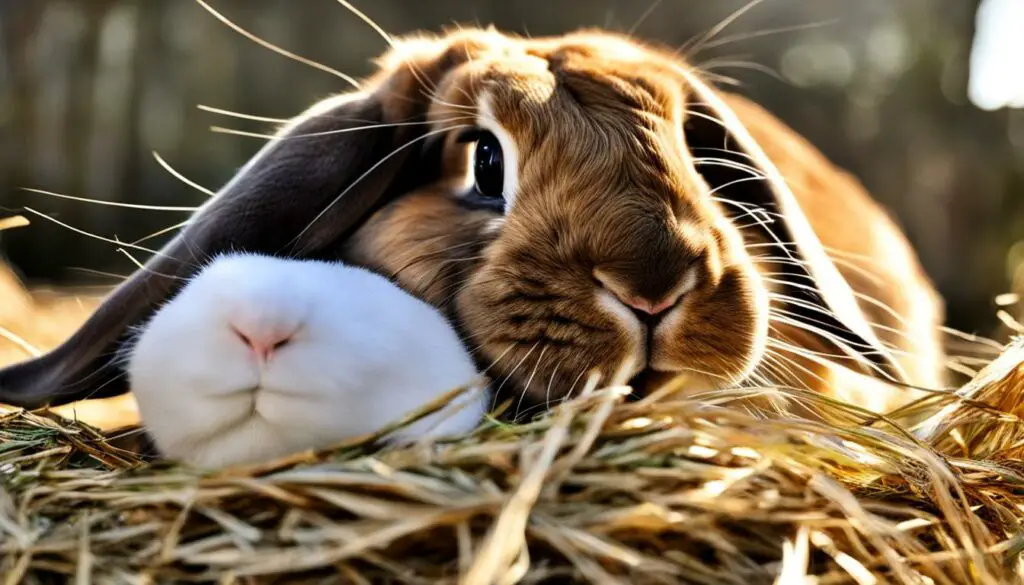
[707,195,775,228]
[290,125,468,250]
[697,71,744,87]
[691,145,759,162]
[682,107,734,130]
[194,0,360,88]
[627,0,666,36]
[480,344,516,378]
[403,256,490,306]
[747,237,890,270]
[197,104,289,124]
[152,152,216,198]
[764,282,908,341]
[763,278,846,312]
[698,18,841,53]
[693,156,768,177]
[515,345,548,419]
[435,280,498,314]
[421,90,480,119]
[753,254,886,289]
[0,325,42,358]
[210,115,475,142]
[768,313,907,360]
[21,207,170,261]
[759,270,909,326]
[561,368,589,405]
[20,188,197,212]
[940,326,1004,351]
[115,248,189,282]
[130,220,190,246]
[389,240,482,281]
[659,364,737,389]
[707,176,772,201]
[67,266,131,282]
[765,340,893,409]
[334,0,435,95]
[678,0,765,58]
[767,314,901,382]
[545,358,567,414]
[491,342,540,414]
[699,58,786,83]
[761,348,815,389]
[765,293,917,358]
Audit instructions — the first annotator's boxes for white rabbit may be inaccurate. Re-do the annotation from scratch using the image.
[124,252,488,469]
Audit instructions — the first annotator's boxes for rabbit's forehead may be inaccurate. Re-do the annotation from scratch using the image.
[423,31,706,204]
[427,32,689,135]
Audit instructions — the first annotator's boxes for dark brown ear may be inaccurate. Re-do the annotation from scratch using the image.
[680,71,908,384]
[0,48,459,409]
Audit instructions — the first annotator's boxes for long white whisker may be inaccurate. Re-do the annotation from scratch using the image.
[491,342,540,414]
[761,349,809,387]
[698,19,841,53]
[768,314,900,382]
[210,116,474,142]
[515,346,548,419]
[765,340,881,401]
[545,358,567,413]
[678,0,765,58]
[769,307,911,358]
[334,0,437,95]
[754,253,886,288]
[197,104,289,123]
[21,207,169,260]
[627,0,666,35]
[700,59,786,83]
[130,221,190,246]
[764,281,911,331]
[20,187,198,212]
[152,152,216,197]
[480,344,516,378]
[194,0,359,87]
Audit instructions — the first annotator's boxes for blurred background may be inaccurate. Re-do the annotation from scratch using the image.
[0,0,1021,343]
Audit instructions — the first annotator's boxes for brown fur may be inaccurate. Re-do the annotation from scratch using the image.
[0,27,944,419]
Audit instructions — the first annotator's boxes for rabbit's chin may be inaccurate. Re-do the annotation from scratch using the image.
[137,380,489,469]
[130,341,489,469]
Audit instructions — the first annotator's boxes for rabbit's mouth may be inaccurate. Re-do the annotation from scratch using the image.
[625,367,675,398]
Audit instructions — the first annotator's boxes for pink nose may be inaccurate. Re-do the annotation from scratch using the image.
[594,270,684,318]
[231,326,294,363]
[618,295,677,316]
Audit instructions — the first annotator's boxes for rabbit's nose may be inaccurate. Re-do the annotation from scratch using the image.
[593,270,686,326]
[231,326,294,363]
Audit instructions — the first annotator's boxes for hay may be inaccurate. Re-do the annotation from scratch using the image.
[1,341,1023,584]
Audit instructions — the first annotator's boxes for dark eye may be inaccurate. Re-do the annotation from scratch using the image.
[457,128,506,211]
[472,131,504,199]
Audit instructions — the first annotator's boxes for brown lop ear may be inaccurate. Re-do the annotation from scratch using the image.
[679,71,908,384]
[0,44,461,409]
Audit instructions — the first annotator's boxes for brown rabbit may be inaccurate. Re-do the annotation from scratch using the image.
[0,27,945,418]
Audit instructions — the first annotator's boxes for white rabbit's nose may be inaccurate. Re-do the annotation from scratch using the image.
[230,324,295,364]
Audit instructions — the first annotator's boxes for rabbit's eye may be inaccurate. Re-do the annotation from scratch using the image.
[457,128,506,212]
[472,131,504,200]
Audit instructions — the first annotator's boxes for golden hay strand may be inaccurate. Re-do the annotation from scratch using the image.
[1,340,1023,583]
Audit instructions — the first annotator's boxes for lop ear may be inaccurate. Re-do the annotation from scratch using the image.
[0,41,463,409]
[679,71,907,384]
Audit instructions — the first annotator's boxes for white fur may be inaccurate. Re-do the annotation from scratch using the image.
[126,253,488,469]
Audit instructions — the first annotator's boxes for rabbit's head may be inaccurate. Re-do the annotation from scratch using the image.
[0,28,907,412]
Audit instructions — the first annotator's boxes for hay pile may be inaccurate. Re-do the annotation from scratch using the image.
[0,337,1021,584]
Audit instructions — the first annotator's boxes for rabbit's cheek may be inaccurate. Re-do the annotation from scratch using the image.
[647,269,768,389]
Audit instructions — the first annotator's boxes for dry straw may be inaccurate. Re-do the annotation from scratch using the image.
[1,334,1023,583]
